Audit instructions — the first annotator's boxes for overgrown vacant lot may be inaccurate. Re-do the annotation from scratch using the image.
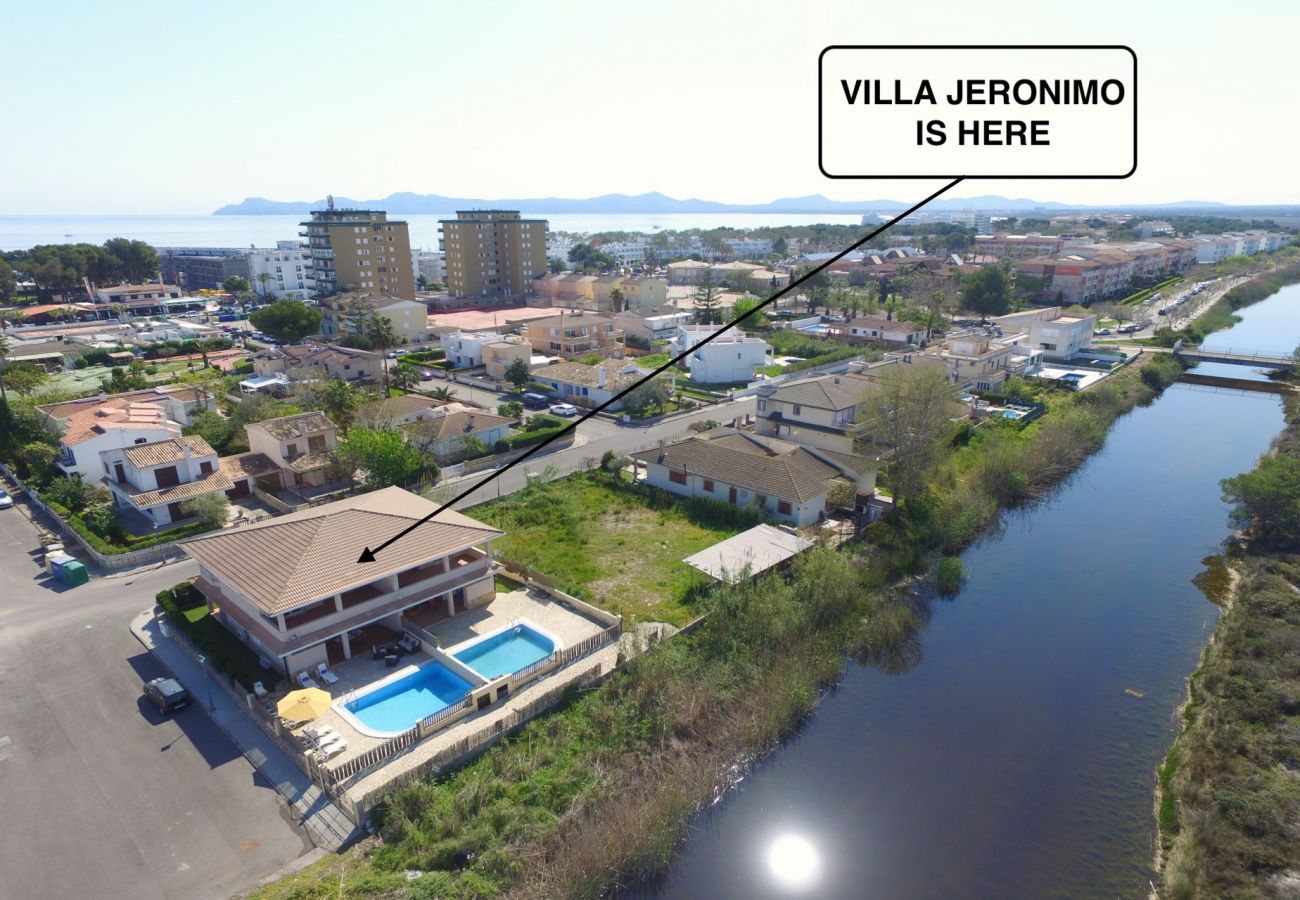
[468,470,762,626]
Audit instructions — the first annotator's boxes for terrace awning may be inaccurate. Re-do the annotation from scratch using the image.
[683,524,814,585]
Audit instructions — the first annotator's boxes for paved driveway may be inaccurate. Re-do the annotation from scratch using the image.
[0,507,310,900]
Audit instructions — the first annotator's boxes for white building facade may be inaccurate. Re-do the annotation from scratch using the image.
[247,242,315,300]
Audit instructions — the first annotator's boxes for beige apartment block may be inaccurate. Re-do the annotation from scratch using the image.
[441,210,548,302]
[301,207,415,299]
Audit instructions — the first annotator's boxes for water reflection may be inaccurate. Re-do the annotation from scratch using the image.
[765,833,822,893]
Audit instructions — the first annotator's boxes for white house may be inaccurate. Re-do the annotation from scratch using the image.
[531,358,644,410]
[53,400,182,484]
[837,316,927,347]
[631,430,874,526]
[247,242,315,300]
[993,307,1096,361]
[101,435,232,525]
[441,330,506,369]
[404,404,514,461]
[614,308,694,344]
[670,325,769,384]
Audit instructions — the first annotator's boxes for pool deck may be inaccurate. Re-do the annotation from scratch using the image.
[295,587,607,763]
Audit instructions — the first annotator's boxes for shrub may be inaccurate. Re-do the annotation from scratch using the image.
[936,556,964,596]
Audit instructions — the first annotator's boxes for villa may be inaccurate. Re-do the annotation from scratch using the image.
[180,487,502,680]
[101,435,233,525]
[244,411,340,491]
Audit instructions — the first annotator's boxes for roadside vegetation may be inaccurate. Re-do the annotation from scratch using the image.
[255,352,1188,899]
[1156,392,1300,898]
[1150,256,1300,348]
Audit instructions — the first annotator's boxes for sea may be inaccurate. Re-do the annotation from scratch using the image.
[0,213,866,253]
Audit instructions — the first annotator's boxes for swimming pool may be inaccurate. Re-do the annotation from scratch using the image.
[342,662,474,735]
[453,622,556,679]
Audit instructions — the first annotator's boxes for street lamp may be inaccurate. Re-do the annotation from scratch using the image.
[195,654,216,712]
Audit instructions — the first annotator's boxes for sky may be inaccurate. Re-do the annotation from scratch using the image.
[3,0,1297,213]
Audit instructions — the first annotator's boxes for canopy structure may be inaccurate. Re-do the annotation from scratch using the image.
[683,524,814,585]
[276,687,332,722]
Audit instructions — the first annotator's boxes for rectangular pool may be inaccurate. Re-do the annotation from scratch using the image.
[453,622,555,679]
[343,662,473,735]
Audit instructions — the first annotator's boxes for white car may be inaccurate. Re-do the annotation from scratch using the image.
[549,403,579,417]
[0,490,12,509]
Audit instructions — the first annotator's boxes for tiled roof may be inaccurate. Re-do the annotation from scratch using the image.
[119,469,234,508]
[218,452,280,479]
[359,394,441,420]
[632,431,844,502]
[768,373,876,411]
[285,451,334,473]
[413,405,512,441]
[534,358,642,390]
[61,401,178,445]
[179,486,503,614]
[248,411,335,442]
[122,435,216,469]
[37,385,206,423]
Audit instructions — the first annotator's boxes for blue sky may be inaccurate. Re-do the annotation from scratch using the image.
[3,0,1297,212]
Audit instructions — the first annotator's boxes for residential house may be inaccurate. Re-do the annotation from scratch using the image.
[357,394,449,429]
[251,343,384,383]
[993,307,1095,361]
[181,487,502,677]
[614,308,695,345]
[531,358,643,410]
[482,336,532,381]
[833,315,926,347]
[523,312,624,360]
[754,372,878,453]
[666,259,711,285]
[92,283,183,305]
[319,292,430,344]
[51,400,183,483]
[617,276,669,309]
[405,403,513,461]
[244,411,340,490]
[441,330,505,369]
[631,430,874,526]
[883,333,1027,393]
[101,435,233,525]
[669,325,769,384]
[38,385,212,433]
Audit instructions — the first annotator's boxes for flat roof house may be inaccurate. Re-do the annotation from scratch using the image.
[182,487,503,678]
[669,325,769,385]
[101,435,232,525]
[993,307,1096,362]
[631,430,874,526]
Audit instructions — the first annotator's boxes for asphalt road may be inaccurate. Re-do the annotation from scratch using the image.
[0,507,309,900]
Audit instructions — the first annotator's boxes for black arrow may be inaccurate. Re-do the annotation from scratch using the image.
[357,177,966,562]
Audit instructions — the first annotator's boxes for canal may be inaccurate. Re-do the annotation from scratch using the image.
[639,286,1299,899]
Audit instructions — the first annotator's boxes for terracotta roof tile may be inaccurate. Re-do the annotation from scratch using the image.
[122,435,216,469]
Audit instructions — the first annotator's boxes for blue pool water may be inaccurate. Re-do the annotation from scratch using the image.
[1001,409,1025,419]
[345,662,473,733]
[454,624,555,679]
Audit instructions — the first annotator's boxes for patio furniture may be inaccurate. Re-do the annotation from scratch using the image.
[315,662,340,685]
[303,725,340,747]
[371,644,390,660]
[253,681,269,699]
[278,687,331,722]
[384,654,398,668]
[296,670,319,689]
[314,739,348,761]
[398,634,421,654]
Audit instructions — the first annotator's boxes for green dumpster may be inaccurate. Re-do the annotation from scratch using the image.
[58,560,89,586]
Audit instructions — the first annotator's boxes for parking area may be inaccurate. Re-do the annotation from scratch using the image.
[0,504,310,900]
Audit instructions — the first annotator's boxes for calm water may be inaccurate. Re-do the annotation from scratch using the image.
[638,290,1300,899]
[453,623,554,680]
[0,212,863,252]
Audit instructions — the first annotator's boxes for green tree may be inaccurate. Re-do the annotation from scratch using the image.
[222,275,250,295]
[568,244,617,273]
[504,357,532,390]
[367,315,398,393]
[961,266,1011,317]
[622,377,670,417]
[102,365,148,394]
[334,427,433,489]
[608,287,625,314]
[255,272,273,300]
[732,295,768,329]
[548,257,566,274]
[249,300,322,343]
[102,238,160,283]
[180,492,229,529]
[0,333,11,402]
[2,362,49,397]
[854,364,959,508]
[17,441,59,483]
[1222,455,1300,545]
[184,409,237,454]
[498,400,524,419]
[297,378,362,433]
[391,365,417,394]
[0,257,14,303]
[693,272,723,325]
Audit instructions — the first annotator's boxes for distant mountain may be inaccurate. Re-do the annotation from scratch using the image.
[214,191,1235,216]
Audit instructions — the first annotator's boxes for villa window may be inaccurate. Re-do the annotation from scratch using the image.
[669,469,687,485]
[777,500,793,516]
[703,479,714,493]
[757,399,767,412]
[792,404,802,416]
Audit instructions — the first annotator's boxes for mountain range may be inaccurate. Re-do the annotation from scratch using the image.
[214,191,1235,216]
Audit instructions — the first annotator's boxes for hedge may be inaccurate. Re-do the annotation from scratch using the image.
[46,499,215,555]
[508,425,570,450]
[156,582,278,691]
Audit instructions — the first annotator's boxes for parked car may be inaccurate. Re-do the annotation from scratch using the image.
[0,490,13,509]
[1093,328,1112,336]
[550,403,579,417]
[420,368,436,381]
[142,677,191,714]
[522,392,550,410]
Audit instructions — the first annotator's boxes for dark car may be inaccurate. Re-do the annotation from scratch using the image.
[522,391,550,410]
[143,676,191,713]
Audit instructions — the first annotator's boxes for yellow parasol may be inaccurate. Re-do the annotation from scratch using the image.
[276,687,332,723]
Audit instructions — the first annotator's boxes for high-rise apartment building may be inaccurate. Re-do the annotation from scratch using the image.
[300,204,414,299]
[440,210,548,302]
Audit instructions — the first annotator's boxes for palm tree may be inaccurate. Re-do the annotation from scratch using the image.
[367,315,398,393]
[429,386,455,402]
[0,333,11,402]
[256,272,272,300]
[391,365,417,394]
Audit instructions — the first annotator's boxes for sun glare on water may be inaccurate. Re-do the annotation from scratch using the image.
[766,832,822,893]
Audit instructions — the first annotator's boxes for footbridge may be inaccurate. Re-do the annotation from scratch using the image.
[1172,340,1294,369]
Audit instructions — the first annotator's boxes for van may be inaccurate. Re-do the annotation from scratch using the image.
[522,392,550,410]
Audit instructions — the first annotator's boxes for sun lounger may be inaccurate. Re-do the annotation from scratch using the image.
[315,662,340,685]
[315,738,348,760]
[297,671,319,689]
[303,723,338,742]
